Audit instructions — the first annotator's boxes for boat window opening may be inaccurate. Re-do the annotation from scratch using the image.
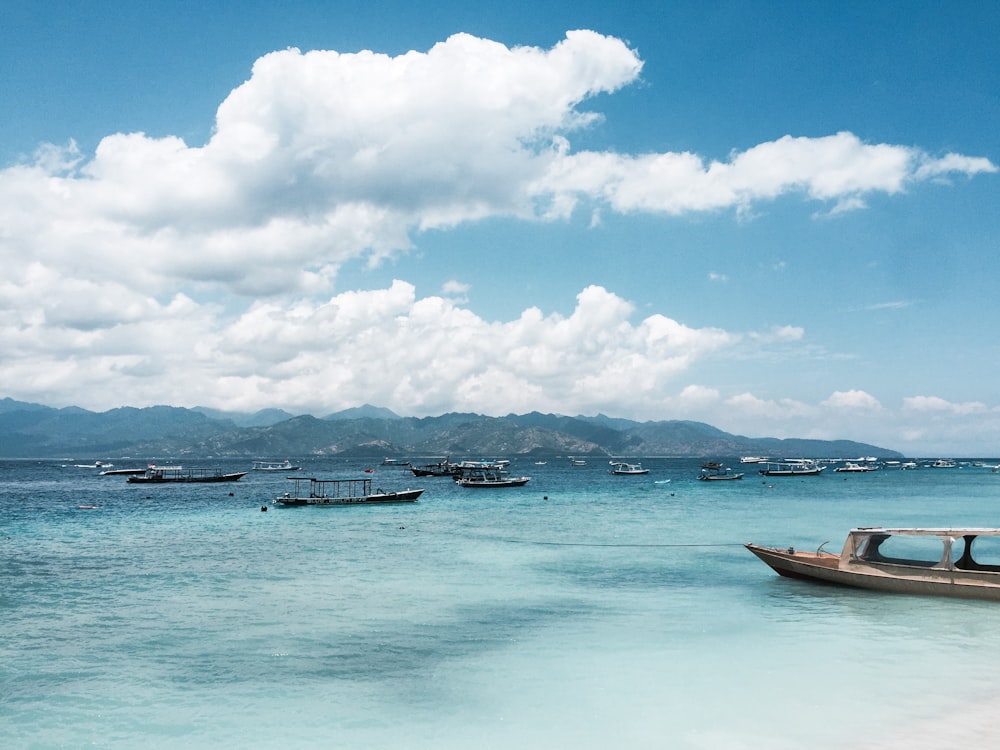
[860,534,955,568]
[956,535,1000,572]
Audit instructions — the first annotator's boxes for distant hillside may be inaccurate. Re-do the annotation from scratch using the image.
[0,398,903,459]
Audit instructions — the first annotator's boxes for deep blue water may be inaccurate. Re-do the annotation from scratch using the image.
[4,457,1000,749]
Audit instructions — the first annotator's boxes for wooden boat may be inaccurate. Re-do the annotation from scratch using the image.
[455,465,530,488]
[274,477,423,506]
[746,527,1000,600]
[252,459,301,471]
[758,461,826,476]
[609,461,649,475]
[698,462,743,481]
[834,462,876,473]
[410,458,460,477]
[127,466,248,483]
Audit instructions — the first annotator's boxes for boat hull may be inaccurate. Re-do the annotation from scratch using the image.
[745,543,1000,600]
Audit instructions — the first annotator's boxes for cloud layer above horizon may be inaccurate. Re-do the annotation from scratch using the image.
[0,31,996,453]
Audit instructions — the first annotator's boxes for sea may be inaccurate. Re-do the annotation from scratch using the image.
[4,456,1000,749]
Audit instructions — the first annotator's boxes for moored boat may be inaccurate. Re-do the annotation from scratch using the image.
[609,461,649,475]
[746,527,1000,600]
[698,462,743,481]
[758,461,825,476]
[274,477,423,506]
[252,459,301,471]
[455,465,530,488]
[410,458,460,477]
[834,462,876,473]
[127,466,248,483]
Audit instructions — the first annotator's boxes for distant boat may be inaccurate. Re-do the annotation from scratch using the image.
[930,459,958,468]
[127,466,247,483]
[739,456,768,464]
[100,467,148,476]
[274,476,423,506]
[746,527,1000,600]
[758,461,825,477]
[71,460,112,469]
[456,465,530,488]
[252,459,301,472]
[568,457,587,466]
[834,462,876,473]
[410,458,460,477]
[381,458,404,465]
[609,461,649,475]
[698,462,743,481]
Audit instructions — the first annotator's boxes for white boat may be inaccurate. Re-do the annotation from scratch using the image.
[274,477,423,506]
[609,461,649,475]
[252,459,301,471]
[746,527,1000,600]
[455,465,530,488]
[758,461,825,477]
[739,456,768,464]
[698,462,743,481]
[930,459,958,468]
[568,457,586,466]
[834,462,877,473]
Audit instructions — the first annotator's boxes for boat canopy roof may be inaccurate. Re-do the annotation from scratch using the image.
[850,527,1000,538]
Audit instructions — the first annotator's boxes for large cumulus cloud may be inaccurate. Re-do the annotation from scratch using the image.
[0,30,996,454]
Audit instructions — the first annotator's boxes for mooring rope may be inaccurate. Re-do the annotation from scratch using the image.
[500,539,745,548]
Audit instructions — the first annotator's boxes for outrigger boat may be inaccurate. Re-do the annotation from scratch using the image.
[252,459,301,471]
[455,464,530,488]
[758,461,825,477]
[609,461,649,475]
[274,476,423,506]
[698,462,743,481]
[127,466,247,483]
[410,458,460,477]
[746,527,1000,600]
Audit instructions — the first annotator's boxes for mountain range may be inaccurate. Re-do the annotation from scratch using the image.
[0,397,902,460]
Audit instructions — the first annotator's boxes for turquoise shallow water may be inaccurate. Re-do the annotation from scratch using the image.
[4,457,1000,749]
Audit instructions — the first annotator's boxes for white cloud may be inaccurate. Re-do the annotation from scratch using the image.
[902,395,988,415]
[822,390,883,411]
[0,30,996,456]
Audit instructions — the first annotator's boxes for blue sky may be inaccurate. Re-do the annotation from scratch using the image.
[1,1,998,455]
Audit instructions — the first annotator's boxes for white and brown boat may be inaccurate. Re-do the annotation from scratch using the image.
[746,527,1000,600]
[274,477,423,506]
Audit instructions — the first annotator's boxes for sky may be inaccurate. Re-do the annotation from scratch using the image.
[1,1,998,456]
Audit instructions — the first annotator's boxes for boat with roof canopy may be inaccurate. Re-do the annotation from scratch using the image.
[746,527,1000,600]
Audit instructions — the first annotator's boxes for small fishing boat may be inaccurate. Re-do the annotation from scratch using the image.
[609,461,649,475]
[568,457,586,466]
[746,527,1000,600]
[410,458,460,477]
[698,462,743,481]
[758,461,825,477]
[252,459,301,471]
[127,466,248,483]
[834,462,876,473]
[274,477,423,506]
[455,465,530,488]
